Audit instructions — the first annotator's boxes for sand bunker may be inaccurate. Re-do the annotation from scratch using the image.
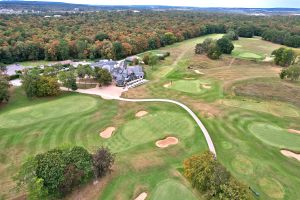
[163,82,172,88]
[194,70,204,75]
[281,150,300,162]
[288,129,300,135]
[99,127,116,139]
[156,137,179,148]
[134,192,147,200]
[201,84,211,89]
[263,56,274,62]
[135,111,148,118]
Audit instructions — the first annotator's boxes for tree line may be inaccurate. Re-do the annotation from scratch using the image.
[0,12,299,64]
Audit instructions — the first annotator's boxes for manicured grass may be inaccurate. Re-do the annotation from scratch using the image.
[167,80,208,94]
[104,111,196,152]
[249,123,300,151]
[150,179,198,200]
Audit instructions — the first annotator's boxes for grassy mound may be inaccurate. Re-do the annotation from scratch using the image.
[105,111,195,152]
[249,123,300,151]
[150,179,198,200]
[258,178,285,199]
[222,99,300,117]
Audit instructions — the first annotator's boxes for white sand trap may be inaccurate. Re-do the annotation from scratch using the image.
[156,137,179,148]
[194,70,204,75]
[280,150,300,162]
[163,82,172,88]
[201,84,211,89]
[263,56,274,62]
[288,129,300,135]
[134,192,147,200]
[184,77,195,80]
[99,127,116,139]
[135,111,148,118]
[234,44,242,48]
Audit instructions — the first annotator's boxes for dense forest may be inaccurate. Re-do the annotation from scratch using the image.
[0,11,300,64]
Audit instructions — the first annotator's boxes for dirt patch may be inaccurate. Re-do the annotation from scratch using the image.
[131,152,164,171]
[135,111,148,118]
[288,129,300,135]
[99,127,116,139]
[231,155,253,175]
[201,84,211,89]
[134,192,147,200]
[156,137,179,148]
[280,150,300,162]
[258,177,285,199]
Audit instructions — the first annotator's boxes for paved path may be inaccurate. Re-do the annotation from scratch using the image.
[61,87,217,157]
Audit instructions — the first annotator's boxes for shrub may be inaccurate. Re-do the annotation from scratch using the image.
[280,65,300,81]
[217,37,234,54]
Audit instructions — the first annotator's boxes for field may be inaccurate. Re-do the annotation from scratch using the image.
[1,34,300,200]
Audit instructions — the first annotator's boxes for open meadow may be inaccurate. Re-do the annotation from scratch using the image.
[1,34,300,200]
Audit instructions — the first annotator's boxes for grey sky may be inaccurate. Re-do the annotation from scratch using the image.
[33,0,300,8]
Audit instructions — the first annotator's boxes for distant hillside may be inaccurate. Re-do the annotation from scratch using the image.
[0,1,300,14]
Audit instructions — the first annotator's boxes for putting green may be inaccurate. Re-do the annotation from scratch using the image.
[238,52,262,59]
[105,111,195,152]
[249,123,300,151]
[0,95,97,128]
[167,80,211,94]
[150,179,198,200]
[258,177,285,199]
[222,99,300,118]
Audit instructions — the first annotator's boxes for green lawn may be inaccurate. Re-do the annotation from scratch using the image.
[150,179,199,200]
[249,123,300,151]
[17,60,57,67]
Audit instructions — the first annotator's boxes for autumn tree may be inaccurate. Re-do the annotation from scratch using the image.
[58,70,77,91]
[184,151,250,200]
[92,147,115,178]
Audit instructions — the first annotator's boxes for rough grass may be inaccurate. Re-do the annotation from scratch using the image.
[233,77,300,107]
[249,123,300,151]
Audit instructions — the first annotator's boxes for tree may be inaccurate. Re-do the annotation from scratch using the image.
[92,147,115,178]
[237,26,254,38]
[58,71,77,91]
[22,68,41,98]
[184,151,251,199]
[95,32,109,41]
[272,48,297,67]
[217,37,234,54]
[207,43,222,60]
[280,65,300,81]
[36,76,60,97]
[0,63,7,75]
[195,38,214,54]
[224,30,239,41]
[112,41,124,60]
[94,68,112,87]
[0,75,9,103]
[16,146,94,198]
[148,54,159,66]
